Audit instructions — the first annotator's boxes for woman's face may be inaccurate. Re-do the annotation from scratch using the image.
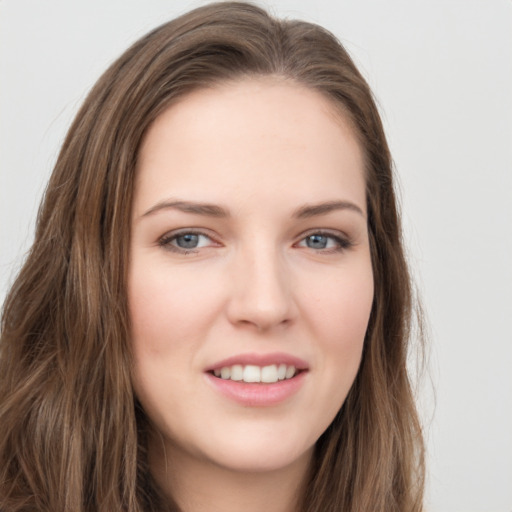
[128,78,373,474]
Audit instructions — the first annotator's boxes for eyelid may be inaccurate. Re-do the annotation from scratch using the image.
[158,228,220,254]
[157,227,353,255]
[294,229,353,251]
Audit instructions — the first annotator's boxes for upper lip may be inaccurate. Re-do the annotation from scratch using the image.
[205,352,309,372]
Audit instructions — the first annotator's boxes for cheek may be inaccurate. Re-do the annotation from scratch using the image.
[127,265,206,420]
[128,266,198,412]
[299,258,373,400]
[302,258,374,342]
[127,261,227,414]
[128,262,219,354]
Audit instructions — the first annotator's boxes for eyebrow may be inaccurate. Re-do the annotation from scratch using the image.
[141,200,229,218]
[140,199,365,219]
[293,200,365,219]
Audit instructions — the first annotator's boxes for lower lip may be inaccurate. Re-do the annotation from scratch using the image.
[205,371,307,407]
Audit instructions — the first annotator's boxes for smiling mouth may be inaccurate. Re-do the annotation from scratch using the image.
[209,364,302,384]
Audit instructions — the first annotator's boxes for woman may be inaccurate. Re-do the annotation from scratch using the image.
[0,2,425,511]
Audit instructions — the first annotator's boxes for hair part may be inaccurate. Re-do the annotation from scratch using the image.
[0,2,425,511]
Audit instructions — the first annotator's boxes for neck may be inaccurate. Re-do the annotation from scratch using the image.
[149,438,312,512]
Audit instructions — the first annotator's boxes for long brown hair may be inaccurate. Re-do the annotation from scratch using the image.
[0,2,425,510]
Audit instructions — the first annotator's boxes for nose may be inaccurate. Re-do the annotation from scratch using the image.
[226,243,297,331]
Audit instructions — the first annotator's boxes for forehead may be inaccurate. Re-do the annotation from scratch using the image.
[134,78,366,217]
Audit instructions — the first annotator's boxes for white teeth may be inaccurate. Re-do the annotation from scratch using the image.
[230,364,243,381]
[213,363,299,383]
[285,365,296,379]
[261,364,278,383]
[243,365,261,383]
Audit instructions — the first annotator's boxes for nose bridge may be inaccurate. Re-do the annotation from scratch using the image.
[227,236,294,330]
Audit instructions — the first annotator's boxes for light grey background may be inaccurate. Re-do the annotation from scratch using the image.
[1,1,511,510]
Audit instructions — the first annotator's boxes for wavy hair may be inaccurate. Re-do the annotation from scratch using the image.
[0,2,424,510]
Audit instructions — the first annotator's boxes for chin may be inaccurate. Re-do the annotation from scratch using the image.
[209,447,312,475]
[188,429,316,474]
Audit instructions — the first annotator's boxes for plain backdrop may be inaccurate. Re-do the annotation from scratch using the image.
[1,1,511,510]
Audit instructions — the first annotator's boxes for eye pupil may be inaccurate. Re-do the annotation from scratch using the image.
[307,234,328,249]
[176,233,199,248]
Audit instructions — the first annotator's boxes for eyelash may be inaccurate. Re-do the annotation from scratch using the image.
[296,230,353,254]
[158,230,217,255]
[157,229,353,255]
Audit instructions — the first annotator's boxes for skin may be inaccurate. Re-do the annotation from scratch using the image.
[128,77,374,512]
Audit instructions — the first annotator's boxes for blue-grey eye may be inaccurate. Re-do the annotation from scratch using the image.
[159,231,215,253]
[175,233,200,249]
[305,234,329,249]
[297,232,350,252]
